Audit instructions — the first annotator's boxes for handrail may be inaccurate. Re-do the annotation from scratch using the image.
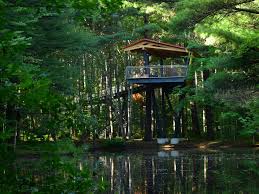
[126,65,187,79]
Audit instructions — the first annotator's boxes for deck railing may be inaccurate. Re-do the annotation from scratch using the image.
[126,65,188,79]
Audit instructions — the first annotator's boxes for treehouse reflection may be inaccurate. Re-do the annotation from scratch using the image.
[89,150,259,194]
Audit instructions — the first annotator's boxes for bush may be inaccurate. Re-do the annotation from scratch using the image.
[101,138,126,148]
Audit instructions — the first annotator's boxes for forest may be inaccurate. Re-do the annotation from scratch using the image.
[0,0,258,193]
[1,0,258,145]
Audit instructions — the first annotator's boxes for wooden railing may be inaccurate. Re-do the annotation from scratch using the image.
[126,65,188,79]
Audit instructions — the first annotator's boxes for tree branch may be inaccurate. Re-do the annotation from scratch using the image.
[233,7,259,14]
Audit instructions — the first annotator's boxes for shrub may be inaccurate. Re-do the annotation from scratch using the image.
[102,138,126,148]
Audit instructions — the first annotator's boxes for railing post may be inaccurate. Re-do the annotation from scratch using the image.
[160,58,164,77]
[126,65,187,79]
[143,50,150,76]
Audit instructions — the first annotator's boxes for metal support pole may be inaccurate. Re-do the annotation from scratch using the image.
[161,87,166,138]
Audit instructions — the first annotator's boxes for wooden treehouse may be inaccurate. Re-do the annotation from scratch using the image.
[124,39,191,141]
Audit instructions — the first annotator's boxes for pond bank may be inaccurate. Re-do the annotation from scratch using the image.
[90,139,259,152]
[7,139,258,158]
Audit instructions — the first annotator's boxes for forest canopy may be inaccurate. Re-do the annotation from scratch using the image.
[0,0,258,145]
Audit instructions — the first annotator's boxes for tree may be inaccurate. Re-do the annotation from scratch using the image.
[168,0,258,140]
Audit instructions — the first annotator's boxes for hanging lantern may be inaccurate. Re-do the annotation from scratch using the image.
[132,93,144,103]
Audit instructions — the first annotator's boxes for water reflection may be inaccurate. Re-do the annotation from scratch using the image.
[1,149,258,193]
[89,149,259,194]
[0,154,105,193]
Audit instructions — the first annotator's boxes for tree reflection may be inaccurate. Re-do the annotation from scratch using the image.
[91,150,259,194]
[1,150,257,193]
[0,153,105,193]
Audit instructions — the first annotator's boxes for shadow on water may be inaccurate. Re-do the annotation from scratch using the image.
[0,148,106,193]
[88,149,259,194]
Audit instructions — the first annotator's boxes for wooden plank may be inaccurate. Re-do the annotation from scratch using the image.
[123,39,188,55]
[124,39,186,50]
[124,45,145,52]
[145,45,188,53]
[124,43,187,53]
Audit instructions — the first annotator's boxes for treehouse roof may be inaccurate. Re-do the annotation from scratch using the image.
[124,39,189,58]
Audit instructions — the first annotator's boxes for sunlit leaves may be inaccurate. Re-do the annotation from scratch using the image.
[170,0,258,33]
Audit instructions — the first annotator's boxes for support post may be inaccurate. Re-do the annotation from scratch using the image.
[161,88,166,138]
[143,50,152,141]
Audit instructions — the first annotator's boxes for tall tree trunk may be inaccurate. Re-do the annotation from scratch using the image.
[190,102,201,136]
[203,70,214,139]
[181,106,187,137]
[107,51,114,139]
[122,96,127,138]
[143,50,152,141]
[205,105,214,139]
[152,90,161,138]
[144,86,152,141]
[174,112,181,138]
[0,105,6,136]
[115,63,123,137]
[161,88,166,138]
[6,103,16,144]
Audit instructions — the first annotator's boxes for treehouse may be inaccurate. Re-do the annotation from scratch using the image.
[124,39,189,85]
[124,39,191,141]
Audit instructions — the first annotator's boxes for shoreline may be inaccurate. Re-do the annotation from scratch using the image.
[90,139,259,152]
[4,139,258,158]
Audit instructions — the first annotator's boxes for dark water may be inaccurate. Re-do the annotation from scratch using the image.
[1,148,258,193]
[88,149,259,194]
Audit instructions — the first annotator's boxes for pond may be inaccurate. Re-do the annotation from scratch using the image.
[88,149,259,194]
[0,148,258,193]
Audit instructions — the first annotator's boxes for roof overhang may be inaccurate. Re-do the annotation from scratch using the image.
[124,39,189,58]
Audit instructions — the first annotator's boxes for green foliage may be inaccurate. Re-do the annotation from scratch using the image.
[0,0,258,191]
[0,0,258,144]
[239,98,259,138]
[134,23,162,36]
[101,138,126,148]
[168,0,258,141]
[170,0,258,33]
